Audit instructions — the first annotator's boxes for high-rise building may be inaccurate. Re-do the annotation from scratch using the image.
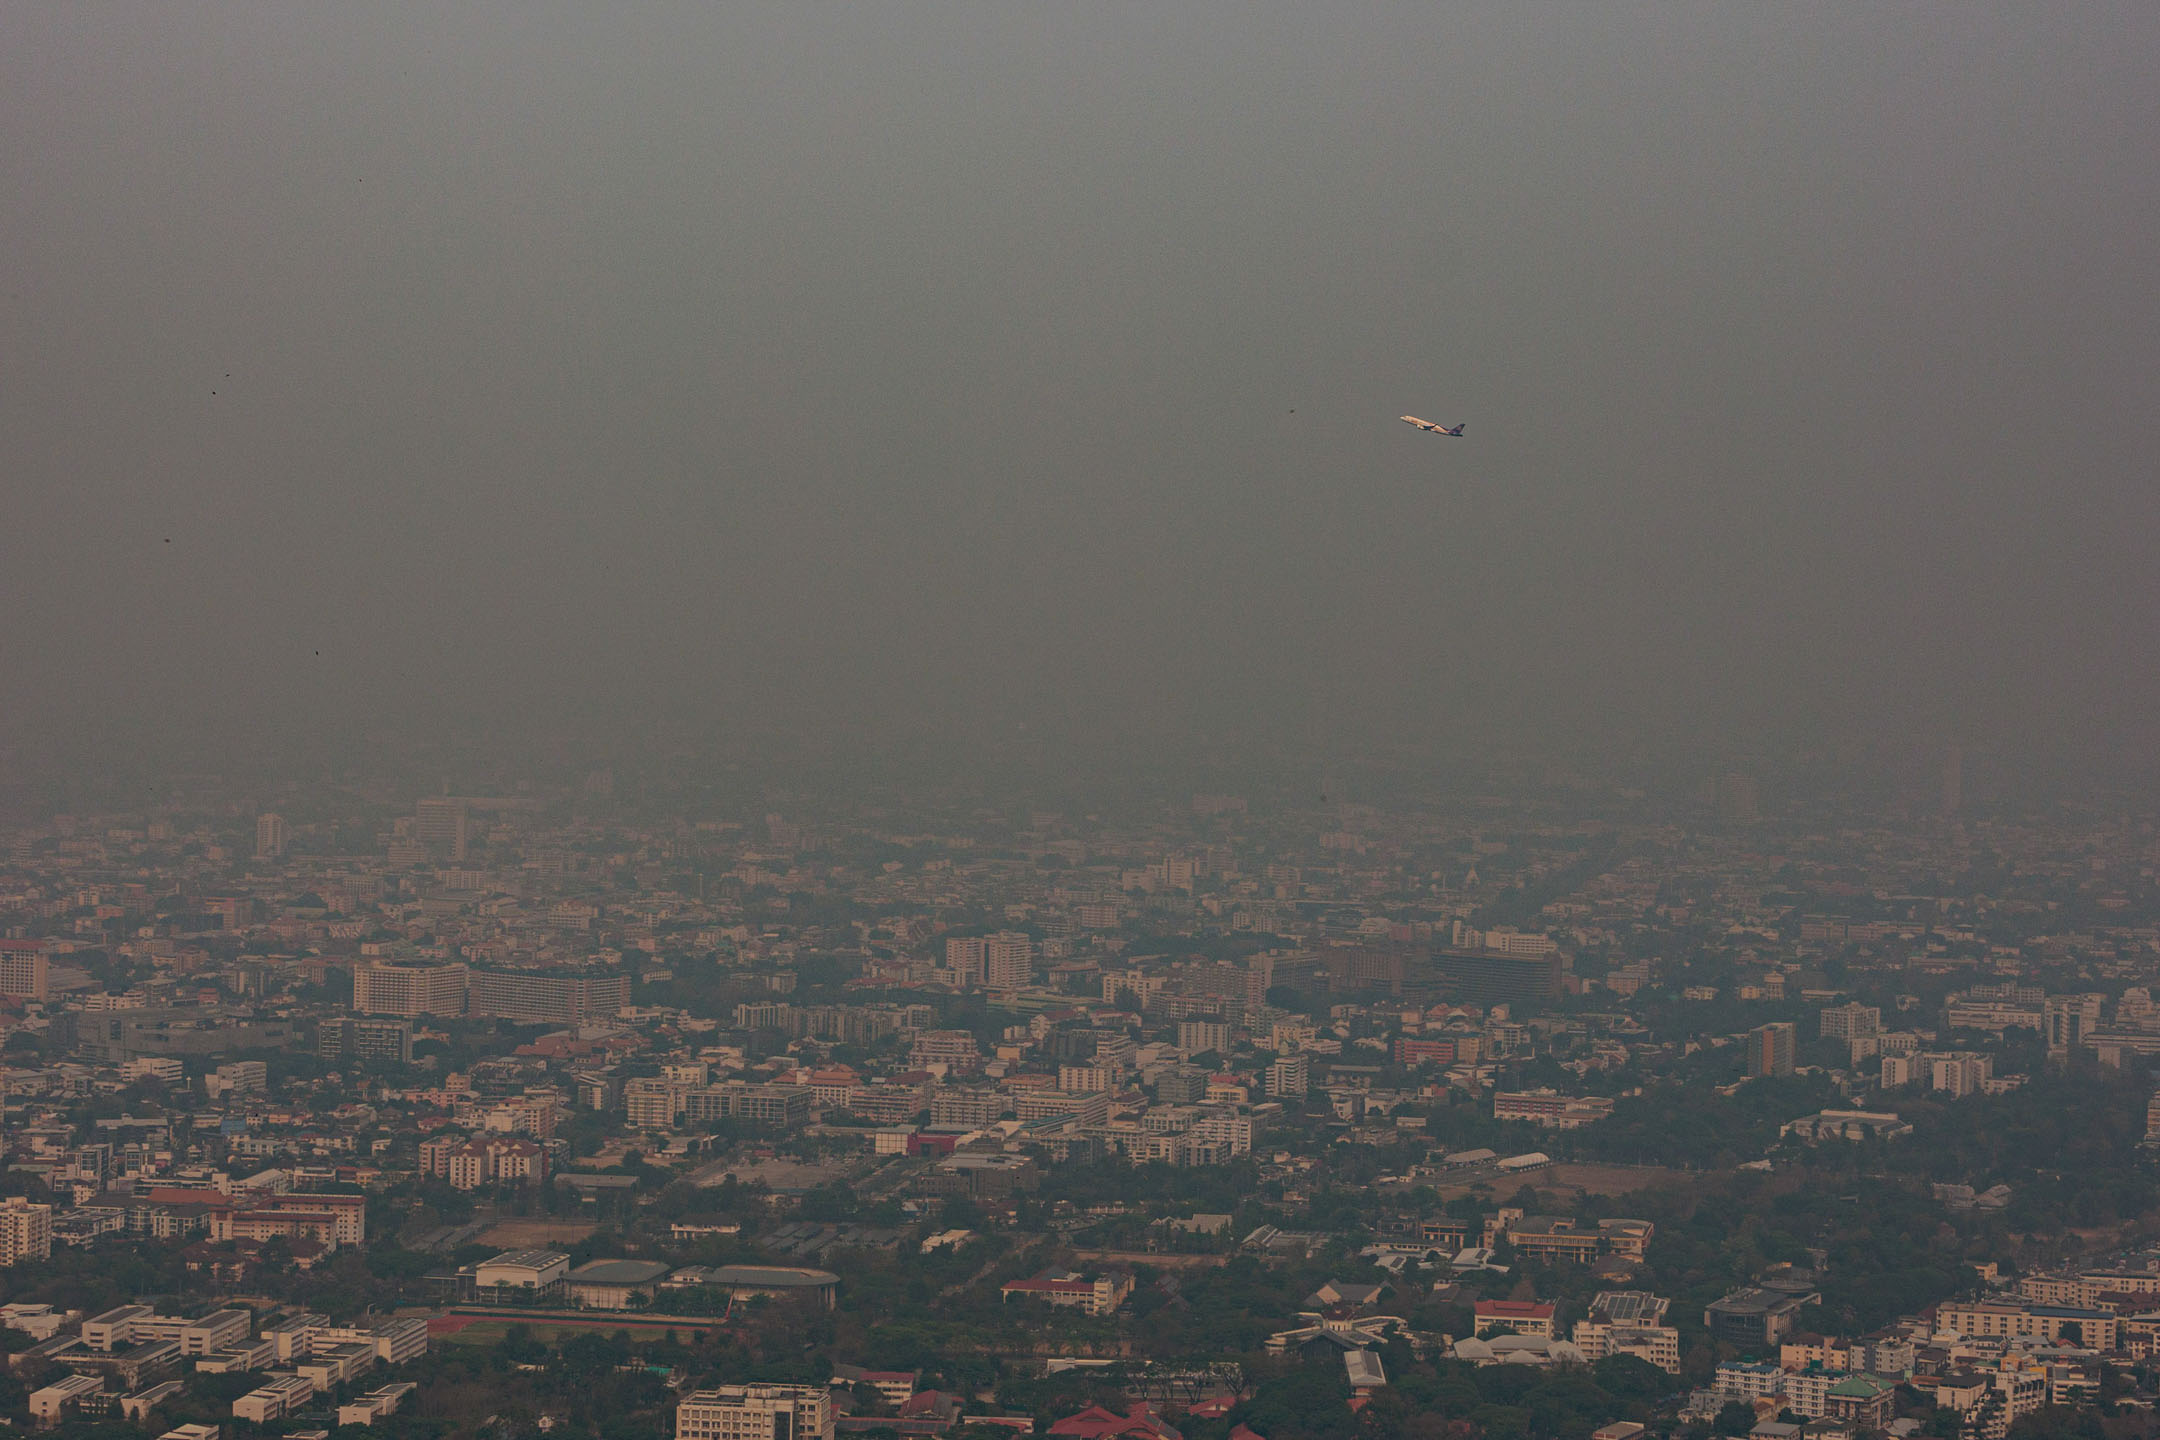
[1179,1020,1231,1057]
[1747,1022,1796,1078]
[1427,949,1562,1007]
[1059,1064,1113,1094]
[1941,745,1963,817]
[1,1195,54,1266]
[1819,1003,1881,1041]
[414,797,470,860]
[0,939,50,1001]
[353,962,469,1018]
[1267,1054,1310,1097]
[944,936,986,986]
[2045,994,2104,1060]
[467,969,631,1025]
[255,813,287,859]
[676,1386,833,1440]
[319,1016,415,1063]
[984,931,1033,990]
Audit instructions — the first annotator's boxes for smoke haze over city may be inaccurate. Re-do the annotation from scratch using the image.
[4,4,2158,790]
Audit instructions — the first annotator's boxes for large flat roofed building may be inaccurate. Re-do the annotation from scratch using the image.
[1425,950,1561,1007]
[143,1188,367,1245]
[353,962,468,1019]
[704,1265,840,1310]
[1936,1301,2119,1350]
[471,1249,570,1299]
[677,1385,833,1440]
[467,969,629,1025]
[30,1373,105,1424]
[679,1081,813,1130]
[567,1259,671,1310]
[1573,1292,1680,1374]
[77,1008,300,1063]
[1781,1110,1912,1142]
[1704,1287,1812,1349]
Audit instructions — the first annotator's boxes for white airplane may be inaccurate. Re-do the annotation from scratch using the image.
[1400,415,1465,436]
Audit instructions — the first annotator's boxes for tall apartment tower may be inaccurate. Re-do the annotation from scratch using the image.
[0,1196,54,1266]
[255,813,287,859]
[1179,1020,1232,1057]
[353,961,470,1018]
[1747,1022,1797,1078]
[1819,1003,1881,1041]
[944,935,987,987]
[0,940,50,1002]
[983,931,1033,990]
[1941,745,1964,817]
[2045,994,2104,1060]
[414,797,469,860]
[1267,1054,1310,1098]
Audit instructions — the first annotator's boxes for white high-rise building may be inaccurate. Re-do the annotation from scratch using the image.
[255,813,287,859]
[1179,1020,1231,1058]
[944,936,986,986]
[0,940,48,1001]
[353,961,470,1018]
[1266,1054,1309,1098]
[1,1196,53,1266]
[414,797,470,860]
[984,931,1033,989]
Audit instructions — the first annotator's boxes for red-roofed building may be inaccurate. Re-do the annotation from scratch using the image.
[1002,1270,1134,1317]
[1474,1299,1556,1338]
[150,1188,367,1246]
[1048,1404,1180,1440]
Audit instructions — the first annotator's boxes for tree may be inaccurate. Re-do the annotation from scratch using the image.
[1715,1401,1757,1436]
[1593,1354,1669,1403]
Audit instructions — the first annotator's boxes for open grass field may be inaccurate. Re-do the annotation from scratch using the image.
[1432,1161,1698,1202]
[477,1218,601,1247]
[437,1315,724,1346]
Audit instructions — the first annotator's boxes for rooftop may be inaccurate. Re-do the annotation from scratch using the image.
[568,1259,671,1285]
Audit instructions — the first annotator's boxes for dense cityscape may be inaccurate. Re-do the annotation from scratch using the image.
[9,7,2159,1440]
[5,750,2160,1440]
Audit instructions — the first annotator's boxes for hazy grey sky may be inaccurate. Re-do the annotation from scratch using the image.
[5,4,2157,773]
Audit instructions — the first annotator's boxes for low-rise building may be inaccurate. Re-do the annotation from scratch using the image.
[1705,1287,1812,1350]
[1474,1300,1557,1339]
[1781,1110,1913,1142]
[233,1375,317,1424]
[1001,1270,1134,1317]
[677,1384,835,1440]
[30,1374,105,1426]
[1935,1301,2119,1351]
[568,1259,672,1310]
[337,1383,417,1428]
[472,1249,570,1301]
[1572,1292,1680,1373]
